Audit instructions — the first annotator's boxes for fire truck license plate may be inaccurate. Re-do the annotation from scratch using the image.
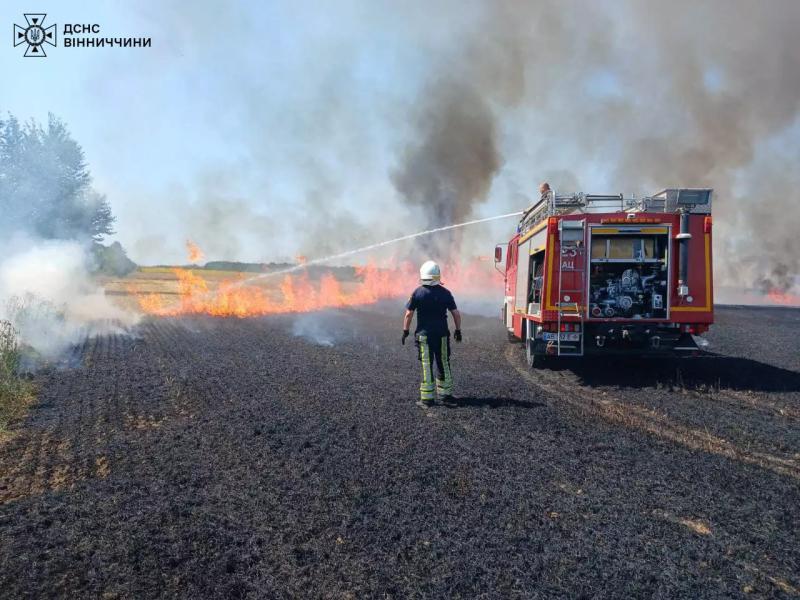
[543,333,581,341]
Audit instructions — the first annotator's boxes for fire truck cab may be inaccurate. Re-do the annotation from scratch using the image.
[496,188,714,367]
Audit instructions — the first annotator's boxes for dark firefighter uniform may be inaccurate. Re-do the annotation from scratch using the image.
[406,285,458,402]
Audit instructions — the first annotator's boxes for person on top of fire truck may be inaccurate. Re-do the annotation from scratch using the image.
[519,182,553,230]
[539,181,551,200]
[401,261,462,407]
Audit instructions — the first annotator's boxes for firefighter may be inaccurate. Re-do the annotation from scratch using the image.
[519,182,553,230]
[401,260,462,407]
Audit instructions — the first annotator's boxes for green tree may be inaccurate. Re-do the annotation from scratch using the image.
[0,114,28,229]
[0,112,115,242]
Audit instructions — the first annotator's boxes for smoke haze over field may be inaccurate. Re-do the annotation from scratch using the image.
[2,0,799,294]
[0,237,137,359]
[0,113,140,356]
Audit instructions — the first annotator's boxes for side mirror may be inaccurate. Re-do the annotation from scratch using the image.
[494,246,503,263]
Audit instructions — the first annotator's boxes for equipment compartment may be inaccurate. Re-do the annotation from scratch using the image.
[588,232,669,319]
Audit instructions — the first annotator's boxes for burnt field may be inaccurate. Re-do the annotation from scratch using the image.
[0,305,798,599]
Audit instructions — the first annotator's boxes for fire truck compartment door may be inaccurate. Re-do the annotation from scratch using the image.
[559,219,585,243]
[515,238,531,311]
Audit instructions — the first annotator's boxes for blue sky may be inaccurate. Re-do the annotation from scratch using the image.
[0,1,624,263]
[2,0,799,294]
[2,1,470,262]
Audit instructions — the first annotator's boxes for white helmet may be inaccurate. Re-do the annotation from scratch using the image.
[419,260,441,286]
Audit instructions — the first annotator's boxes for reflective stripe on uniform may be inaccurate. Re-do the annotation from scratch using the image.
[418,335,435,400]
[437,336,453,395]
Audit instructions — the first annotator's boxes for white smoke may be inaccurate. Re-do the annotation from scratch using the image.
[291,313,337,347]
[290,309,382,348]
[0,235,139,360]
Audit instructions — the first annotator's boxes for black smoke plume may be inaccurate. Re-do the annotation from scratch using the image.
[391,81,501,256]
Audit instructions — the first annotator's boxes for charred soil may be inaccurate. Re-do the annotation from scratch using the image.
[0,306,798,598]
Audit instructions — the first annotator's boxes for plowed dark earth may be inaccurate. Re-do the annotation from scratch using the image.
[1,305,798,599]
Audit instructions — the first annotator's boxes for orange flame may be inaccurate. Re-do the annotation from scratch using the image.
[186,240,205,264]
[135,260,501,317]
[766,289,800,306]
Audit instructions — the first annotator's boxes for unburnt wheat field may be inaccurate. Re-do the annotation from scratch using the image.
[0,305,798,599]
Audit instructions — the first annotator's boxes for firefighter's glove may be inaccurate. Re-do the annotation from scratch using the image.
[454,330,463,343]
[401,330,410,345]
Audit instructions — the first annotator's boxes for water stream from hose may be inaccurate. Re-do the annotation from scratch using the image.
[235,211,523,287]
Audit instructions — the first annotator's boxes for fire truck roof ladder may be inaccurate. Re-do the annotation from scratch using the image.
[518,188,713,238]
[519,190,626,237]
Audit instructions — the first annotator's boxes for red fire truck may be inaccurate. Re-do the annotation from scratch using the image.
[495,188,714,366]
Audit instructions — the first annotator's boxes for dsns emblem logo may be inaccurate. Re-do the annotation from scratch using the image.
[14,14,56,57]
